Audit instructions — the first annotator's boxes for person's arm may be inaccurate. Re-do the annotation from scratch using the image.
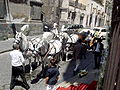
[45,77,49,84]
[20,52,25,64]
[56,76,59,81]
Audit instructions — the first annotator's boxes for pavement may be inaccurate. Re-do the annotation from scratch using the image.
[0,37,102,90]
[0,35,42,54]
[0,38,14,54]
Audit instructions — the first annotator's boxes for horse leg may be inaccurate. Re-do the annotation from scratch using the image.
[31,56,38,71]
[31,58,44,84]
[28,58,32,81]
[36,55,41,66]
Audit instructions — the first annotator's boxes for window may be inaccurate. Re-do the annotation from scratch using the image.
[93,29,100,31]
[0,0,7,19]
[68,11,71,19]
[9,0,28,4]
[101,29,106,32]
[71,11,76,20]
[30,1,43,20]
[30,6,41,20]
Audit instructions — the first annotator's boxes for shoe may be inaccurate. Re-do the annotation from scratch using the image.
[22,83,30,90]
[25,84,30,90]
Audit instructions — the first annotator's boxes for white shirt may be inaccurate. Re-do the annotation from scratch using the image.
[95,43,100,52]
[10,50,25,67]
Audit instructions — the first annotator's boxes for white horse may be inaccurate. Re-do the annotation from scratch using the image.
[13,25,42,74]
[42,32,55,41]
[35,39,62,68]
[53,31,80,61]
[67,34,79,44]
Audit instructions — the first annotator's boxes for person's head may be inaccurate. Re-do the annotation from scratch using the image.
[50,58,57,66]
[11,23,16,29]
[97,38,102,42]
[77,39,82,44]
[12,44,20,50]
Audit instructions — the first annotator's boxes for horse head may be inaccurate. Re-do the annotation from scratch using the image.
[36,40,49,56]
[14,32,28,51]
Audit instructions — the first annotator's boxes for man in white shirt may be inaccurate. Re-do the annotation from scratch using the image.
[10,44,30,90]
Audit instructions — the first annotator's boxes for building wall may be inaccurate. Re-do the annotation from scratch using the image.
[42,0,59,24]
[60,0,69,26]
[0,0,43,23]
[59,0,107,28]
[9,2,30,21]
[86,0,107,27]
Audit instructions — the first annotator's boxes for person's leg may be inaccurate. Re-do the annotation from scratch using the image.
[83,53,86,59]
[19,66,30,90]
[10,75,16,90]
[74,59,80,71]
[97,53,102,69]
[94,53,98,69]
[10,66,18,90]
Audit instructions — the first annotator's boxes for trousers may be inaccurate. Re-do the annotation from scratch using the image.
[94,52,102,69]
[10,66,29,90]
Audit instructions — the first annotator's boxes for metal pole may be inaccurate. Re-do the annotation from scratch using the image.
[5,0,11,22]
[58,0,61,31]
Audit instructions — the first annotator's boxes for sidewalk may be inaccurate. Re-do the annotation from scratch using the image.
[0,38,14,54]
[0,35,42,54]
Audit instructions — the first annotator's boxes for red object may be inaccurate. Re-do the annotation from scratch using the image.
[56,87,66,90]
[56,81,97,90]
[77,83,89,90]
[87,81,98,90]
[66,85,77,90]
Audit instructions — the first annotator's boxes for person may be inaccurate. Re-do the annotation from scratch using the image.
[10,23,17,38]
[73,39,83,73]
[52,23,59,35]
[10,44,30,90]
[81,41,87,59]
[45,58,60,90]
[91,38,104,69]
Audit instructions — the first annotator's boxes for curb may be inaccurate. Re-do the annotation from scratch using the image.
[0,49,13,54]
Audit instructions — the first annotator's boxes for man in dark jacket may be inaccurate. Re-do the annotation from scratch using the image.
[73,39,83,72]
[92,38,104,69]
[45,58,60,90]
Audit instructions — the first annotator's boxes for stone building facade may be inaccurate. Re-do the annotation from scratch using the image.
[59,0,110,28]
[42,0,59,25]
[0,0,43,23]
[0,0,111,28]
